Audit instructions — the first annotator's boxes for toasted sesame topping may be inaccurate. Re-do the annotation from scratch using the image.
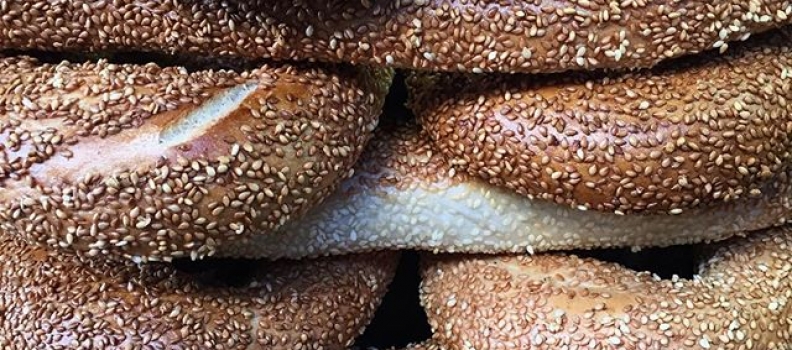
[0,56,392,261]
[1,0,791,73]
[0,234,400,349]
[409,28,792,213]
[217,119,792,259]
[419,226,792,350]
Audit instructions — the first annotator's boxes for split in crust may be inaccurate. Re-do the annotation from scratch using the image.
[409,27,792,214]
[216,119,792,259]
[418,225,792,350]
[0,233,400,349]
[0,56,392,261]
[2,0,792,73]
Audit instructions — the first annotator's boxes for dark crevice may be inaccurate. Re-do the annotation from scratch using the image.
[383,72,410,115]
[354,251,432,348]
[569,243,702,279]
[171,257,260,288]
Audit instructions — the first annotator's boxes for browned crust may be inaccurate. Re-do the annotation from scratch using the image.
[419,226,792,350]
[409,28,792,214]
[1,0,791,73]
[0,234,400,350]
[0,56,392,261]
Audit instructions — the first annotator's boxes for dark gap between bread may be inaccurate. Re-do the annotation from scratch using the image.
[355,251,432,348]
[569,243,701,279]
[383,71,409,116]
[170,257,258,288]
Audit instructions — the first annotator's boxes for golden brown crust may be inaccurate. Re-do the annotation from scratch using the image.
[2,0,792,73]
[0,234,400,350]
[0,56,392,261]
[419,225,792,350]
[409,28,792,214]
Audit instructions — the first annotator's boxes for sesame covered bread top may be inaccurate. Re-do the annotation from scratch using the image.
[419,226,792,350]
[410,28,792,214]
[1,0,791,73]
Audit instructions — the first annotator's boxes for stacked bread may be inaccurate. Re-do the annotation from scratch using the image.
[1,1,792,349]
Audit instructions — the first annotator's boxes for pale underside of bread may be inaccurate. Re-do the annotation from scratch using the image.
[1,0,791,73]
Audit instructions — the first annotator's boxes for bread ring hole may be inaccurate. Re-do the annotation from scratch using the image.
[569,243,703,279]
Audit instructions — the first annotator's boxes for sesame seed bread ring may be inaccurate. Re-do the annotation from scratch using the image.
[0,235,400,349]
[408,28,792,215]
[216,120,792,259]
[418,226,792,350]
[3,0,792,74]
[0,56,392,262]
